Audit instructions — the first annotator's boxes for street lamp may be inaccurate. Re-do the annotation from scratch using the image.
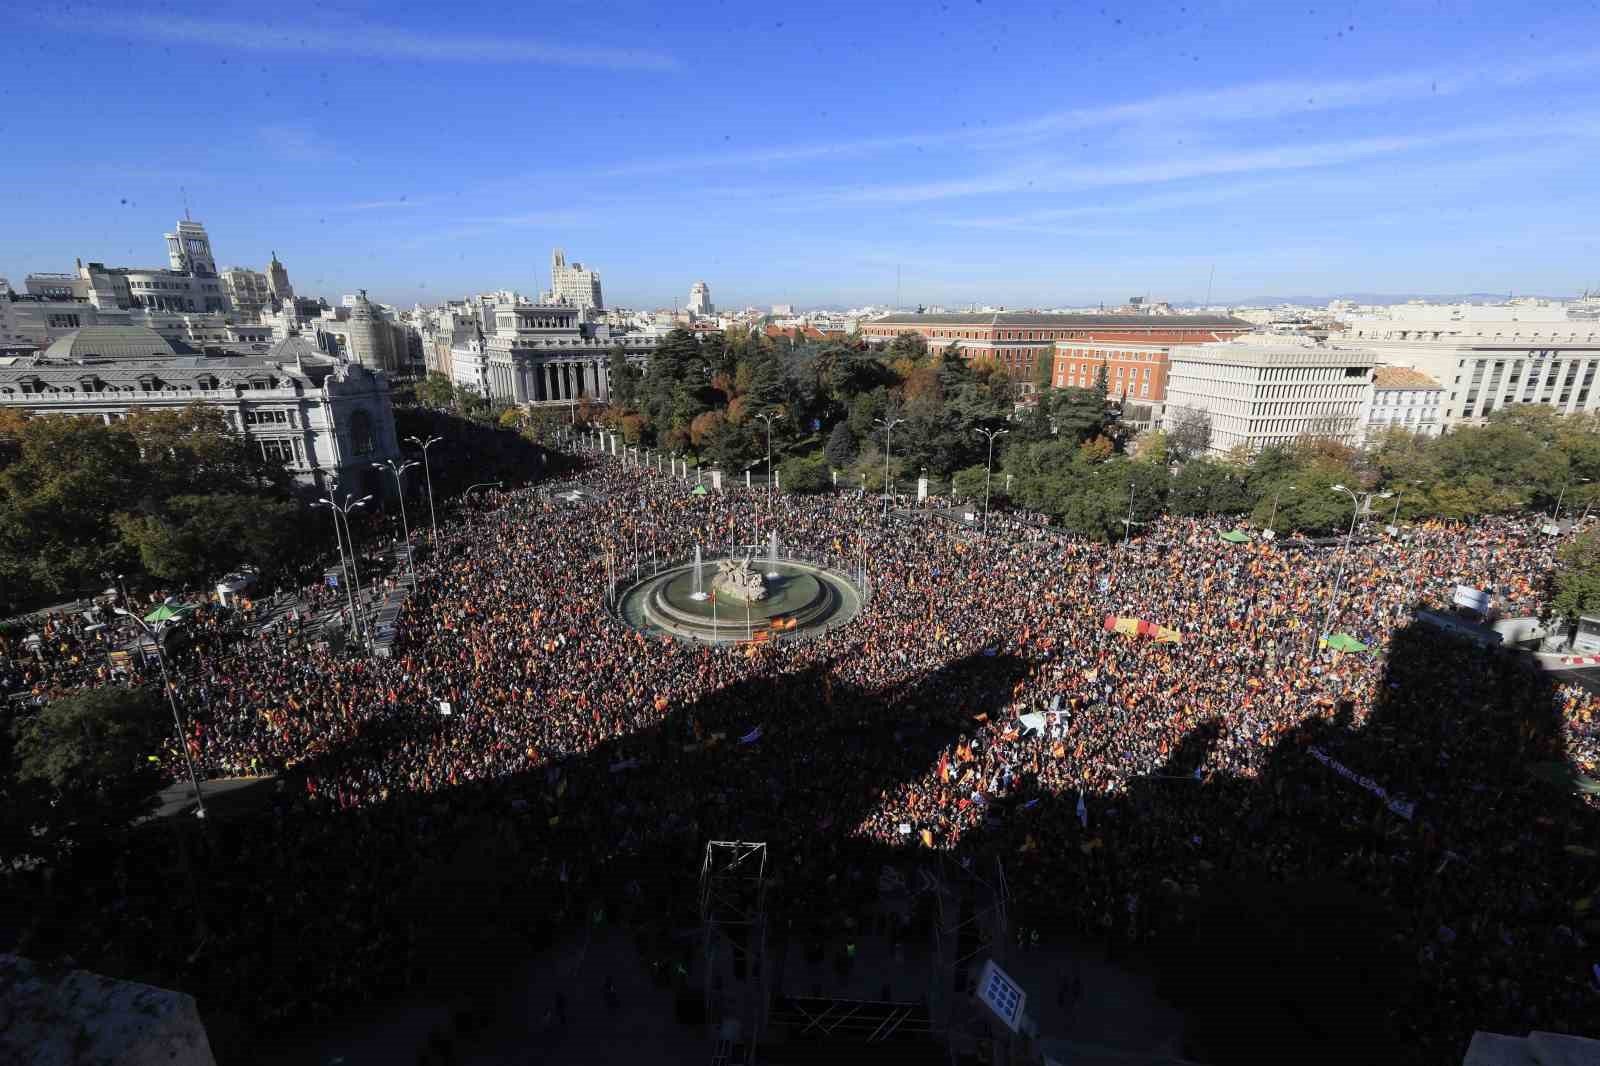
[1122,480,1142,546]
[874,416,906,517]
[405,435,443,542]
[1554,477,1592,522]
[1319,484,1392,648]
[754,411,783,506]
[314,493,372,645]
[1267,484,1296,534]
[974,427,1008,533]
[115,609,206,820]
[373,459,421,592]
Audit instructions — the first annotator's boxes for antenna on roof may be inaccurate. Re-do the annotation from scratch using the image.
[1204,264,1215,307]
[181,186,190,221]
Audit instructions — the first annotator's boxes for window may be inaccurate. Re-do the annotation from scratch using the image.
[259,439,293,463]
[349,409,376,455]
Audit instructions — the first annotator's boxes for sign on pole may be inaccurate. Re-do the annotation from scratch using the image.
[977,960,1026,1033]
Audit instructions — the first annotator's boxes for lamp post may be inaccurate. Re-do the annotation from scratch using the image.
[372,459,421,592]
[116,609,206,820]
[463,480,502,537]
[1267,484,1295,534]
[1319,484,1393,648]
[875,416,906,517]
[312,492,359,638]
[1554,477,1592,522]
[755,411,783,506]
[974,427,1007,533]
[1122,481,1138,546]
[316,493,372,645]
[405,434,443,542]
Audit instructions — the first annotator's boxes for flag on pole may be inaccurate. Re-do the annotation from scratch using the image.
[739,726,762,745]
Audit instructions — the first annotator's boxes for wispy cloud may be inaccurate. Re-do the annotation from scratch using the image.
[804,118,1600,207]
[594,48,1600,177]
[46,13,680,72]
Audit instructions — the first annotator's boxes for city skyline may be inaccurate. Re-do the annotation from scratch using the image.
[5,1,1600,308]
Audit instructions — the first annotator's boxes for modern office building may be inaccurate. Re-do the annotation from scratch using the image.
[863,312,1250,383]
[0,326,400,493]
[548,248,604,309]
[1161,334,1376,454]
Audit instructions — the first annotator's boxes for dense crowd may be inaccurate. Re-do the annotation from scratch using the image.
[6,452,1598,1063]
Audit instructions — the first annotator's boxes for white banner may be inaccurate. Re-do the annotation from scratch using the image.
[1309,746,1415,820]
[1453,585,1489,613]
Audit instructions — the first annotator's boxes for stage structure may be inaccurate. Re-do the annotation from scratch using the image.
[700,841,770,1063]
[934,853,1012,1064]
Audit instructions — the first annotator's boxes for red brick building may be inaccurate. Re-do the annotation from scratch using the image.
[862,311,1250,384]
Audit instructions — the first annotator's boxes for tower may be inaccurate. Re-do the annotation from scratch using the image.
[164,219,217,277]
[267,251,294,305]
[689,280,714,317]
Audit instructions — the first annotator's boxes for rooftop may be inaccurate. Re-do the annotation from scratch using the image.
[1372,366,1442,389]
[41,325,177,362]
[869,311,1252,329]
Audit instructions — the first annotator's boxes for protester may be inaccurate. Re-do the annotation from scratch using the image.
[6,452,1595,1063]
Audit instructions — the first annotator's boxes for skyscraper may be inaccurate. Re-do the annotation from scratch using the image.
[267,251,294,305]
[688,280,713,317]
[549,248,603,310]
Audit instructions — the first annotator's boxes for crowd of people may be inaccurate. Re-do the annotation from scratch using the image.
[5,448,1598,1063]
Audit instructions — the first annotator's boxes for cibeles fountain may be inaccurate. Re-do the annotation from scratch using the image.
[614,538,864,644]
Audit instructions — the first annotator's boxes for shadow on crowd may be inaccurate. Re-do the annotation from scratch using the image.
[8,621,1599,1065]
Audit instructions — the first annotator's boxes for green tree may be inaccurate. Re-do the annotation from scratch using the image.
[416,372,456,409]
[114,494,306,586]
[1554,528,1600,621]
[1170,459,1254,517]
[12,686,173,834]
[778,454,832,494]
[824,422,858,469]
[1049,387,1109,443]
[607,346,640,407]
[950,463,991,502]
[886,332,929,363]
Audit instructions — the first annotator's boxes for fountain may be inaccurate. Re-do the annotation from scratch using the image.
[766,530,780,579]
[690,544,707,600]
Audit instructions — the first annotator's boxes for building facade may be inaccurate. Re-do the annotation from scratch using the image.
[1051,340,1176,403]
[0,328,400,493]
[548,248,603,309]
[221,267,272,321]
[473,300,656,404]
[1366,366,1444,439]
[1342,309,1600,427]
[1161,335,1376,454]
[863,312,1251,382]
[688,280,713,317]
[266,252,294,305]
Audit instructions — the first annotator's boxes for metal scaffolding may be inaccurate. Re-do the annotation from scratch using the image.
[933,853,1011,1065]
[700,841,770,1062]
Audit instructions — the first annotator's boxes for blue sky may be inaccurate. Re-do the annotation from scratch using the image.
[4,1,1599,309]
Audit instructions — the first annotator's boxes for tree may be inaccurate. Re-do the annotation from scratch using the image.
[1554,529,1600,621]
[824,422,858,469]
[1050,387,1109,443]
[606,346,640,407]
[1032,349,1056,393]
[778,454,832,494]
[114,494,306,587]
[11,686,173,834]
[950,463,990,502]
[1170,458,1253,516]
[1166,406,1213,462]
[886,332,928,363]
[416,372,456,409]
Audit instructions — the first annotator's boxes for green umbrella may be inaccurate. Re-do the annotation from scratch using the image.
[1219,530,1252,544]
[143,603,180,623]
[1321,633,1369,653]
[690,484,709,496]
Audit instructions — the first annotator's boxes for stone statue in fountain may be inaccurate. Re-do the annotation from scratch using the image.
[713,552,768,603]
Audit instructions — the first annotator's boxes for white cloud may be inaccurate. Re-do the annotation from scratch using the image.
[46,13,680,72]
[591,47,1600,177]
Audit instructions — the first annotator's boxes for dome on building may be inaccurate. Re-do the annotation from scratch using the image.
[41,325,177,362]
[264,335,329,365]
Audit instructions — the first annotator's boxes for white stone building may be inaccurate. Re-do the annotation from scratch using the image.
[1161,334,1376,454]
[474,299,657,404]
[220,266,272,321]
[1366,366,1444,438]
[0,326,400,495]
[547,248,603,309]
[688,280,713,317]
[1341,307,1600,426]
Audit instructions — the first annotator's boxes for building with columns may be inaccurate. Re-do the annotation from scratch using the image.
[0,327,400,494]
[469,299,658,404]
